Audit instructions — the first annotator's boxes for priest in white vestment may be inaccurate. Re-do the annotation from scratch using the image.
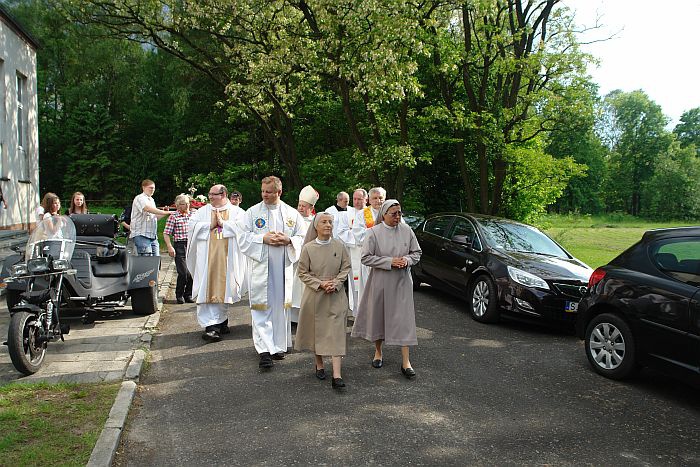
[352,187,385,307]
[236,176,308,369]
[290,185,319,326]
[186,184,247,342]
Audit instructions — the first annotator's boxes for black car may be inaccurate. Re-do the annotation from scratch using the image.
[412,213,592,326]
[576,227,700,385]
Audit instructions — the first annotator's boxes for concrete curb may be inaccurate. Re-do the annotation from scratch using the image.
[87,258,176,466]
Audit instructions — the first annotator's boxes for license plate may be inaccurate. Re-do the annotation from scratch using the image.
[565,301,578,313]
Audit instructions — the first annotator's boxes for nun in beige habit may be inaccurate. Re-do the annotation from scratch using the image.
[351,199,422,378]
[294,212,352,389]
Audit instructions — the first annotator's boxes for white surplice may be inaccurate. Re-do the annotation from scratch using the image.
[236,201,307,354]
[186,203,247,328]
[326,205,358,316]
[352,206,379,308]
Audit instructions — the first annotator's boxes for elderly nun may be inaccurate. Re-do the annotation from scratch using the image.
[294,212,352,389]
[351,199,422,378]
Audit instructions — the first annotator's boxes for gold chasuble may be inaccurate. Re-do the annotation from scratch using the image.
[206,208,230,302]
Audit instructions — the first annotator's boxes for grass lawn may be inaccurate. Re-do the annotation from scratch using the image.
[0,382,120,465]
[540,214,700,269]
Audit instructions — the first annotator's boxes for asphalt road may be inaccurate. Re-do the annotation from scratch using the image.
[115,286,700,466]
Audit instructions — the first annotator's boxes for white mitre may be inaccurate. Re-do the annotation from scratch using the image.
[299,185,319,206]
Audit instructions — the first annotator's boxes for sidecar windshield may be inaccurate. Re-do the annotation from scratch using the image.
[27,216,76,261]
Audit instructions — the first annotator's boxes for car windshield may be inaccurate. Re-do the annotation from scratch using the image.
[478,219,569,258]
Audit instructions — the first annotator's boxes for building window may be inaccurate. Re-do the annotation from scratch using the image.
[16,72,28,180]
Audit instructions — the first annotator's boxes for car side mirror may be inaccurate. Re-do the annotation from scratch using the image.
[452,234,472,248]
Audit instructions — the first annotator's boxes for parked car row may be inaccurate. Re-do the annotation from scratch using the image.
[411,212,700,388]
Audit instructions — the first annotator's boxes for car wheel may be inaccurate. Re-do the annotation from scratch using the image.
[584,313,637,380]
[468,274,499,323]
[410,267,421,291]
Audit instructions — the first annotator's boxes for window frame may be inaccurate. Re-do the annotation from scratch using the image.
[421,215,455,240]
[448,216,483,252]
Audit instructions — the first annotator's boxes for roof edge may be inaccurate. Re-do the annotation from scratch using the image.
[0,4,40,50]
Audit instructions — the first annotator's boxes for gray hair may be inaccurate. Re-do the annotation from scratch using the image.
[174,194,190,205]
[336,191,349,202]
[368,187,386,198]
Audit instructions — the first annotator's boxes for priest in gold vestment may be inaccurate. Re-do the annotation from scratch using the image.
[186,184,247,342]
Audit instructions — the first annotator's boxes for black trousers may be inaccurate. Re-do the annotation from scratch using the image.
[174,241,193,299]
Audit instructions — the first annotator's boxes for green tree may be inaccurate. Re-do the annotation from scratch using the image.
[644,141,700,219]
[674,107,700,157]
[501,138,585,222]
[546,80,607,214]
[62,103,118,200]
[426,0,591,215]
[600,90,672,216]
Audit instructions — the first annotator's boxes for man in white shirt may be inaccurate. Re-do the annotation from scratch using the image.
[130,179,171,256]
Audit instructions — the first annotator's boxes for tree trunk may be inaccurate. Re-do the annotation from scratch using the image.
[477,139,489,213]
[456,135,476,212]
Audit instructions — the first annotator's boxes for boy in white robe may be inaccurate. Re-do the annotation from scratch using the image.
[186,184,247,342]
[236,176,308,369]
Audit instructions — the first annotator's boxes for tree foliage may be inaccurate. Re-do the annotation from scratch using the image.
[6,0,697,221]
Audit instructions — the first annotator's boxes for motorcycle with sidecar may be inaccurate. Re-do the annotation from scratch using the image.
[1,213,160,375]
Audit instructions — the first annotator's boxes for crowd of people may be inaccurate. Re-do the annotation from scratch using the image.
[36,176,422,390]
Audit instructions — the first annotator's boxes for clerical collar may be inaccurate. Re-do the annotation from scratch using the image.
[265,202,280,210]
[315,237,332,245]
[334,204,347,212]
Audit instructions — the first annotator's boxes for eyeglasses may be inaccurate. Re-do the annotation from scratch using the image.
[387,211,403,217]
[208,191,225,197]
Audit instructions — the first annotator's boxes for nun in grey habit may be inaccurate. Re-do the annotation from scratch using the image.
[351,199,422,378]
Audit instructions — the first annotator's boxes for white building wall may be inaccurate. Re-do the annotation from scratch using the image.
[0,14,39,230]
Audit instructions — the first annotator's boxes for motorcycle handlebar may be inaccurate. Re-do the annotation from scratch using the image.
[75,240,125,250]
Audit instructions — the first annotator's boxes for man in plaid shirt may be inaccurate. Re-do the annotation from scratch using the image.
[164,194,194,304]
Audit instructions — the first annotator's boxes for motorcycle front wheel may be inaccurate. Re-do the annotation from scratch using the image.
[7,311,47,375]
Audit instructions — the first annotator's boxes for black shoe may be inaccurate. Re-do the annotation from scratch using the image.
[259,352,274,368]
[185,297,195,303]
[218,319,230,335]
[332,377,346,389]
[401,366,416,379]
[371,359,383,368]
[315,366,326,380]
[202,330,221,342]
[272,352,286,360]
[176,297,185,304]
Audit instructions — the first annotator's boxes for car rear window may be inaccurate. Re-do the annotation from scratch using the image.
[651,238,700,285]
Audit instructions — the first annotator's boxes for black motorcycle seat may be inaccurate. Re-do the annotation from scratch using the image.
[71,251,92,288]
[91,252,128,278]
